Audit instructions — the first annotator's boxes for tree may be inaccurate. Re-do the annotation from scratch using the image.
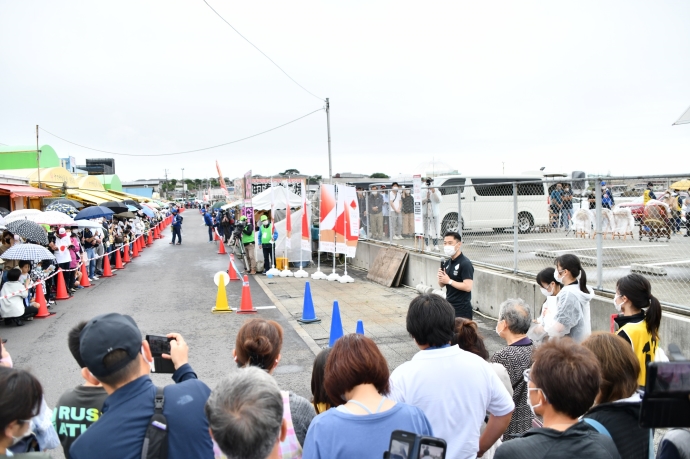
[307,175,322,185]
[369,172,390,179]
[279,169,300,176]
[194,179,202,188]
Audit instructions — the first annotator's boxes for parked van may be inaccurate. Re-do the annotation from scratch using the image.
[431,175,549,234]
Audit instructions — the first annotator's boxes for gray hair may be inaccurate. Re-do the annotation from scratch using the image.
[498,298,532,334]
[205,367,283,459]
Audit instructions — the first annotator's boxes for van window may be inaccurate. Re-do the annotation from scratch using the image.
[471,178,544,197]
[438,178,466,196]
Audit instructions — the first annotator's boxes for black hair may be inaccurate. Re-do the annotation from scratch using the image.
[443,231,462,242]
[555,254,588,294]
[391,182,399,187]
[310,348,334,414]
[68,321,89,368]
[0,366,43,432]
[40,260,52,270]
[97,350,141,387]
[616,274,662,341]
[18,260,31,270]
[7,268,21,282]
[536,267,562,289]
[647,182,654,188]
[406,294,455,347]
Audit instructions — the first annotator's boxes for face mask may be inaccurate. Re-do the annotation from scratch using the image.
[12,425,32,446]
[540,287,551,297]
[614,294,624,312]
[0,355,13,368]
[554,270,564,283]
[495,321,504,335]
[263,222,269,227]
[443,245,456,257]
[372,191,378,196]
[527,388,543,416]
[404,191,410,195]
[393,186,399,190]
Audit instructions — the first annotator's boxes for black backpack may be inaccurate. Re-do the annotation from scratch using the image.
[141,387,168,459]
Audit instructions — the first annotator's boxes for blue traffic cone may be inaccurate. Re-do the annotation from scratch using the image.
[297,282,321,324]
[356,320,365,335]
[328,301,344,347]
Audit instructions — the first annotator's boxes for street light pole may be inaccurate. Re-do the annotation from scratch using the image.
[181,168,185,198]
[326,98,332,183]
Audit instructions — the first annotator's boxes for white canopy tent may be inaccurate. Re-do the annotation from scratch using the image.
[251,185,302,211]
[674,105,690,125]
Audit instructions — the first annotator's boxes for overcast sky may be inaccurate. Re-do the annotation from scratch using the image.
[1,1,689,182]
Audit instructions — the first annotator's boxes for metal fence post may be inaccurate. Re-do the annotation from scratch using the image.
[513,182,518,274]
[457,186,463,240]
[595,184,603,289]
[365,191,370,240]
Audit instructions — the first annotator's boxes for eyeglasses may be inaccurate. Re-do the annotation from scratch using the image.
[523,368,549,402]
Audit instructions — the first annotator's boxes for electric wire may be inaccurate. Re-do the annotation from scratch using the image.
[201,0,324,102]
[39,107,324,157]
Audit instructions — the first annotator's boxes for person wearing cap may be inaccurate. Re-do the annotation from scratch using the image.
[239,216,257,274]
[203,208,214,242]
[601,182,614,210]
[258,215,274,273]
[69,313,213,459]
[170,208,183,245]
[643,182,657,205]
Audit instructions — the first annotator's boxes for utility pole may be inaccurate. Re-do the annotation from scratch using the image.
[36,125,42,189]
[181,168,185,198]
[326,98,332,183]
[164,169,169,200]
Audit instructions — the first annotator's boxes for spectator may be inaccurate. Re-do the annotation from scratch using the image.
[53,321,109,459]
[390,294,514,459]
[494,338,620,459]
[530,268,563,344]
[368,186,384,240]
[81,226,98,281]
[643,182,657,205]
[206,367,287,459]
[588,187,597,210]
[390,182,403,240]
[0,366,48,458]
[0,268,38,326]
[303,334,433,459]
[381,184,390,238]
[550,184,563,229]
[491,299,535,441]
[601,182,615,210]
[682,196,690,237]
[310,348,334,414]
[582,332,650,459]
[657,430,690,459]
[356,187,367,236]
[0,231,19,283]
[401,187,415,238]
[69,313,213,459]
[422,180,442,251]
[55,228,75,291]
[233,318,315,456]
[561,184,573,230]
[203,208,214,242]
[171,209,183,245]
[552,254,593,343]
[613,273,662,386]
[92,224,105,277]
[30,259,56,305]
[257,215,273,273]
[438,231,475,319]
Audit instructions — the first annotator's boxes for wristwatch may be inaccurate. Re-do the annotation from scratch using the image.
[448,279,453,286]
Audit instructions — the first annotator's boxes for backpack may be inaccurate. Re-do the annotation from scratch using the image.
[141,387,168,459]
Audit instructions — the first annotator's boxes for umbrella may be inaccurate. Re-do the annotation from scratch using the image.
[670,179,690,190]
[4,209,43,224]
[211,202,226,210]
[75,220,104,229]
[32,211,75,226]
[74,206,115,220]
[0,207,9,217]
[126,204,139,212]
[0,243,55,262]
[101,201,129,214]
[142,202,159,210]
[46,202,78,217]
[5,220,48,245]
[139,207,155,218]
[49,198,83,209]
[123,199,143,210]
[115,211,136,219]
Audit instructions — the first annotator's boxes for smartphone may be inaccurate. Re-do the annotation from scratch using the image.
[389,430,416,459]
[145,335,176,374]
[640,361,690,428]
[418,437,446,459]
[389,431,446,459]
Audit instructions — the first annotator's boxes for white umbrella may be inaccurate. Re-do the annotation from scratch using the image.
[0,214,4,228]
[4,209,42,224]
[31,211,75,226]
[74,220,104,229]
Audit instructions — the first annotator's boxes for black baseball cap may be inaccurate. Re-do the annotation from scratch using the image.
[79,313,142,377]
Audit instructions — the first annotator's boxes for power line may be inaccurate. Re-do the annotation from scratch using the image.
[39,107,324,157]
[201,0,324,102]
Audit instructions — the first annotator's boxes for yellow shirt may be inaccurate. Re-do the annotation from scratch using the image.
[617,318,658,386]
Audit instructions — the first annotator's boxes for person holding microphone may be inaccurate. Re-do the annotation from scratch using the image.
[437,231,475,319]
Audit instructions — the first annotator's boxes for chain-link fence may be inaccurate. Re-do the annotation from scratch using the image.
[358,174,690,311]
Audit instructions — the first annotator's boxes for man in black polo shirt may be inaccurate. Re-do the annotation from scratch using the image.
[438,231,474,319]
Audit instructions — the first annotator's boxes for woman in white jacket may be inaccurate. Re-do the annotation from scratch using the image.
[550,254,594,343]
[422,181,442,252]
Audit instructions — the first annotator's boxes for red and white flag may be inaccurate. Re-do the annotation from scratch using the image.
[301,190,310,251]
[284,182,292,249]
[216,161,229,197]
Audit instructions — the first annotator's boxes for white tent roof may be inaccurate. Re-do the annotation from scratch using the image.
[674,105,690,125]
[251,185,302,210]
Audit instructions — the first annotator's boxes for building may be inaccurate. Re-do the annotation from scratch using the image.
[0,173,52,212]
[77,158,116,175]
[121,179,162,199]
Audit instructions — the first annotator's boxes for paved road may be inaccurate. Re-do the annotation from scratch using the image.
[2,210,316,457]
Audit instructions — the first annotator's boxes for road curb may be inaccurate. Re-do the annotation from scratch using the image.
[253,275,322,357]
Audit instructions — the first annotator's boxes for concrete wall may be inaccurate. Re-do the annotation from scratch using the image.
[352,240,690,354]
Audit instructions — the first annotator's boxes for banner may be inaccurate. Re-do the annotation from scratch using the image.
[284,182,292,249]
[318,184,336,252]
[413,175,423,235]
[335,185,359,257]
[243,170,254,227]
[216,161,229,197]
[301,190,311,251]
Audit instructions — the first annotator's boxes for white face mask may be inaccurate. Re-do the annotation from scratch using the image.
[614,294,624,312]
[11,422,32,445]
[372,191,378,196]
[495,320,504,335]
[528,388,543,416]
[393,186,399,190]
[443,245,456,257]
[263,222,269,227]
[540,287,551,297]
[554,270,564,283]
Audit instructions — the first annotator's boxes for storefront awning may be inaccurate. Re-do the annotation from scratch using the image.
[67,191,106,205]
[0,183,53,198]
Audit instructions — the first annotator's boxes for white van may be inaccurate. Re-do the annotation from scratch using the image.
[432,175,549,233]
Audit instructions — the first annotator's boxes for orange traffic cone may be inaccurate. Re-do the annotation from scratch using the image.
[102,254,114,277]
[147,230,153,246]
[155,225,162,239]
[34,284,55,318]
[133,238,140,257]
[80,264,92,287]
[56,269,71,300]
[214,230,219,241]
[115,248,125,269]
[123,244,131,263]
[218,239,227,255]
[228,254,240,281]
[136,236,143,252]
[236,275,257,314]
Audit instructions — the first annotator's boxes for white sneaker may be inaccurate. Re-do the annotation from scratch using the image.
[92,276,99,280]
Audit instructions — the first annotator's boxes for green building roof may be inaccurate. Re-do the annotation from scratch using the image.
[97,174,123,192]
[0,145,61,170]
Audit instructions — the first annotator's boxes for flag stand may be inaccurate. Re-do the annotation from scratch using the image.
[279,184,293,277]
[266,177,281,276]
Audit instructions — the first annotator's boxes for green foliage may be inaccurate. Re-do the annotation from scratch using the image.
[369,172,390,179]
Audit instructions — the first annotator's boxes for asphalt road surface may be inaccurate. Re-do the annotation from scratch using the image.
[2,210,316,457]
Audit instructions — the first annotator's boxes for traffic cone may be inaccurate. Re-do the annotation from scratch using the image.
[56,269,71,300]
[33,285,55,318]
[328,301,344,347]
[212,273,232,314]
[218,239,227,255]
[137,236,144,252]
[147,230,153,246]
[101,255,114,277]
[115,248,125,269]
[155,225,162,239]
[228,254,240,281]
[356,320,365,335]
[214,230,220,241]
[236,275,257,314]
[80,264,92,287]
[123,244,131,263]
[297,282,321,324]
[133,238,140,257]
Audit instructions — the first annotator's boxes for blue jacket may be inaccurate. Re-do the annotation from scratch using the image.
[203,213,213,226]
[172,215,183,228]
[70,364,213,459]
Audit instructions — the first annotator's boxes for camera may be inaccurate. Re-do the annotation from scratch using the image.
[640,343,690,428]
[384,430,446,459]
[145,335,176,374]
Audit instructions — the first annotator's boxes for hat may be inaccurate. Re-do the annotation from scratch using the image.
[79,313,142,378]
[240,216,247,221]
[58,228,66,235]
[600,181,606,186]
[260,215,268,221]
[172,209,178,214]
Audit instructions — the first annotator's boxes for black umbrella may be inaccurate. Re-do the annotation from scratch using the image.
[115,211,136,219]
[101,201,129,214]
[123,199,143,210]
[50,198,83,209]
[5,220,48,245]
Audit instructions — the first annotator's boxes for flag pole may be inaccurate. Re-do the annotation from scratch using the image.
[266,177,280,276]
[312,184,327,280]
[327,184,341,281]
[280,181,293,277]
